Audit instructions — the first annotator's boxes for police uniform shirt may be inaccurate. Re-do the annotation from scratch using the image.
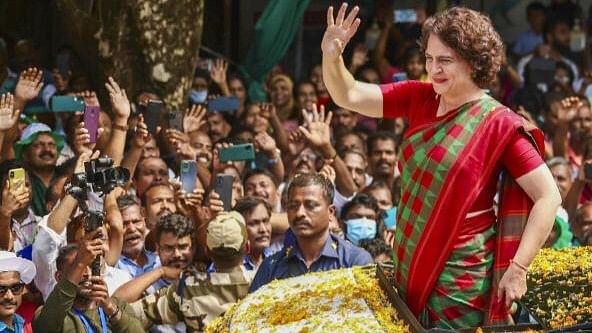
[248,233,373,293]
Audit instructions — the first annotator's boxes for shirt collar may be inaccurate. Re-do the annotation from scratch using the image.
[286,234,339,261]
[0,314,24,332]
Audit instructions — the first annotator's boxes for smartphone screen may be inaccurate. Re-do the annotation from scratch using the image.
[84,105,100,143]
[214,174,234,211]
[144,100,163,133]
[180,160,197,193]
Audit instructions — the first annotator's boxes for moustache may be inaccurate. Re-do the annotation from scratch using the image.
[40,152,55,159]
[0,301,17,307]
[158,208,172,217]
[292,217,311,226]
[124,233,142,242]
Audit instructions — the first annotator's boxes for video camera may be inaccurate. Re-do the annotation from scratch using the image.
[72,157,130,195]
[68,157,130,275]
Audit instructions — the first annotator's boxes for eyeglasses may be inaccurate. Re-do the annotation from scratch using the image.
[0,282,25,297]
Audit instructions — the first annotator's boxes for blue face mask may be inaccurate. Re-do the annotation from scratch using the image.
[383,207,397,230]
[189,89,207,104]
[345,218,377,246]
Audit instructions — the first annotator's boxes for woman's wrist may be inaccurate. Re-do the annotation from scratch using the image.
[509,258,529,273]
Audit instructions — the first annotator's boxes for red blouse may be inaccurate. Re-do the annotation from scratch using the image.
[380,81,543,212]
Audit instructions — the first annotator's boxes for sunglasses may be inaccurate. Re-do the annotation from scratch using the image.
[0,282,25,297]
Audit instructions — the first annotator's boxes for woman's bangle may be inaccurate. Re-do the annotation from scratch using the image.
[509,259,529,272]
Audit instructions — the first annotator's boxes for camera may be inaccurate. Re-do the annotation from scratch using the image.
[80,157,130,194]
[67,157,130,276]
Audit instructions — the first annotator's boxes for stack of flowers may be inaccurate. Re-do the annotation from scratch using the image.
[522,246,592,329]
[206,265,409,333]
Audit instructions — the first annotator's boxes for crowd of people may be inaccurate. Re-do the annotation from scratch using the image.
[0,0,589,332]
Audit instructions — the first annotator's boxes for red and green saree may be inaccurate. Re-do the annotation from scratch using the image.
[383,81,544,329]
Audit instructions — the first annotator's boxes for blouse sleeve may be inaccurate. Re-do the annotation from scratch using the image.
[380,81,435,119]
[500,131,544,179]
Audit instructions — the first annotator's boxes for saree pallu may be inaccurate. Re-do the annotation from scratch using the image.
[393,96,544,329]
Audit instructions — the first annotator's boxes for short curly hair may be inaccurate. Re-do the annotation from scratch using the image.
[419,7,505,87]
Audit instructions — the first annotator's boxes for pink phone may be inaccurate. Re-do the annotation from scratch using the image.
[84,105,100,143]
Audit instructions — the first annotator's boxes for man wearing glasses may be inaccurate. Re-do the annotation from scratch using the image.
[0,251,36,333]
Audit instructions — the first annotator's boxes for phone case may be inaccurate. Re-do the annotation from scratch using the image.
[144,100,163,133]
[84,105,100,143]
[8,168,25,192]
[51,96,85,112]
[214,174,234,211]
[167,111,183,131]
[383,207,397,230]
[218,144,255,162]
[180,160,197,193]
[207,96,240,112]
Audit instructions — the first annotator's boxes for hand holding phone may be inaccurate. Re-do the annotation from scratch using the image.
[214,174,233,211]
[167,110,183,131]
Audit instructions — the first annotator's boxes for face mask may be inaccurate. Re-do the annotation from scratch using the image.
[383,207,397,230]
[189,89,207,104]
[345,218,377,246]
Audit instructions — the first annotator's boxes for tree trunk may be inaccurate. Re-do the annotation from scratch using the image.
[56,0,204,109]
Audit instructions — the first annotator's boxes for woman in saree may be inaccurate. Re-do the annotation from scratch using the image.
[321,4,561,329]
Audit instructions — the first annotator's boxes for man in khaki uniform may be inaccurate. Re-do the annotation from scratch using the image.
[131,211,255,332]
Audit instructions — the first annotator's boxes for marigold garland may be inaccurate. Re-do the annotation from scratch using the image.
[206,265,409,332]
[522,246,592,329]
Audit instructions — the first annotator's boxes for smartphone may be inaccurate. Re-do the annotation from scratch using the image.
[218,143,255,162]
[208,96,240,113]
[392,72,408,83]
[394,9,417,23]
[584,162,592,180]
[84,105,100,143]
[167,110,183,131]
[180,160,197,193]
[144,100,163,133]
[214,174,234,211]
[8,168,25,192]
[383,207,397,230]
[51,96,85,112]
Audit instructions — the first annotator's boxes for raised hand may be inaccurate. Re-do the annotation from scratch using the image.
[73,122,104,156]
[105,77,131,121]
[0,179,30,218]
[287,129,305,157]
[132,115,151,149]
[558,96,582,124]
[322,3,361,60]
[253,132,277,155]
[0,94,20,131]
[75,150,100,174]
[14,68,43,103]
[299,104,333,149]
[183,104,207,134]
[77,90,100,107]
[209,58,228,86]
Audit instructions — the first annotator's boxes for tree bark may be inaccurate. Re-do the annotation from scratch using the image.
[56,0,204,109]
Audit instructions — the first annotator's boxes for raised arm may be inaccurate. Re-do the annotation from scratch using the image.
[322,4,382,118]
[113,266,180,302]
